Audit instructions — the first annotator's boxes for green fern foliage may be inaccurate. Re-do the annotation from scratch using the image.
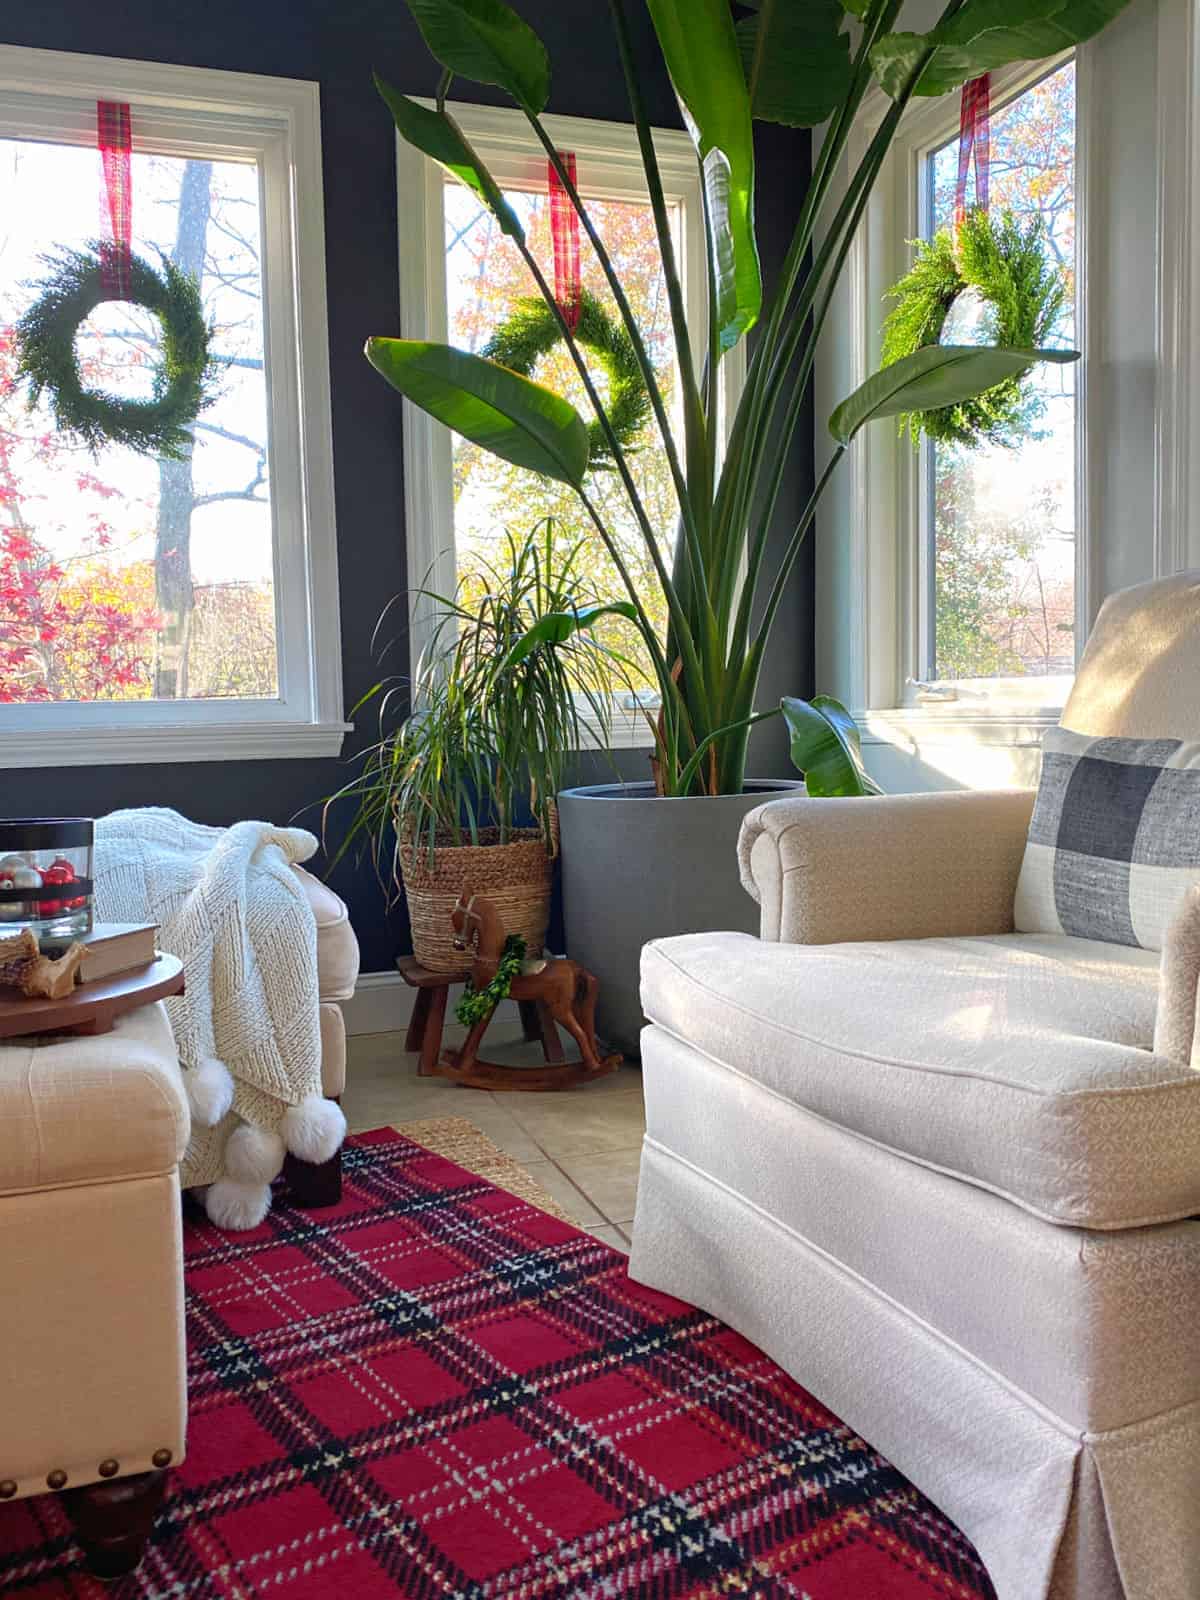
[880,209,1067,448]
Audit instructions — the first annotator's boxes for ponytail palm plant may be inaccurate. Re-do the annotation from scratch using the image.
[369,0,1127,797]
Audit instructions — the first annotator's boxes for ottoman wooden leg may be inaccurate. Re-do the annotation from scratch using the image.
[284,1144,343,1208]
[65,1468,167,1580]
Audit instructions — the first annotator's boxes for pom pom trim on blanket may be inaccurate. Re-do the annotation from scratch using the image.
[185,1056,235,1127]
[282,1094,347,1164]
[224,1123,287,1186]
[205,1177,273,1232]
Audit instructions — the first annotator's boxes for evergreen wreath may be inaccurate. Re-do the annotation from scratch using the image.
[881,209,1067,448]
[15,243,216,461]
[455,933,528,1026]
[482,288,650,469]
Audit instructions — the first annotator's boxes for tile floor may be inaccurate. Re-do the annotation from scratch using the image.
[342,1020,645,1254]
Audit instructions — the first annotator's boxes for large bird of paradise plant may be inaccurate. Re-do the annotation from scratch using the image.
[368,0,1127,797]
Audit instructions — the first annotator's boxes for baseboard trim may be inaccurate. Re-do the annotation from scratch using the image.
[343,972,415,1036]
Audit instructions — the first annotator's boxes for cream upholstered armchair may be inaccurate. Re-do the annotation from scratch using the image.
[629,571,1200,1600]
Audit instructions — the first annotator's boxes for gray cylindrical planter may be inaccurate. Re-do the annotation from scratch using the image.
[557,780,801,1057]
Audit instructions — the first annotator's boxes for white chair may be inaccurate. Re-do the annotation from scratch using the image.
[629,571,1200,1600]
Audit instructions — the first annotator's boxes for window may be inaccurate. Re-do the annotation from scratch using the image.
[0,47,344,765]
[398,103,738,738]
[814,49,1091,737]
[920,62,1077,690]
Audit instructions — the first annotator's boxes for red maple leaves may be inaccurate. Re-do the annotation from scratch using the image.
[0,331,162,702]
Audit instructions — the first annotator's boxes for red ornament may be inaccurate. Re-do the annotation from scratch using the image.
[39,862,74,915]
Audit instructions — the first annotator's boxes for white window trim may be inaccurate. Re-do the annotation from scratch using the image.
[0,45,347,767]
[815,51,1087,752]
[1155,0,1200,579]
[395,100,743,750]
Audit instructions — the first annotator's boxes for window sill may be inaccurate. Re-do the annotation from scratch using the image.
[1,719,352,769]
[574,703,657,751]
[858,705,1062,750]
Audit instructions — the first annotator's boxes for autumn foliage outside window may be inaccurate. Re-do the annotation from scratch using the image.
[446,182,679,689]
[0,330,160,700]
[925,61,1077,682]
[0,140,279,704]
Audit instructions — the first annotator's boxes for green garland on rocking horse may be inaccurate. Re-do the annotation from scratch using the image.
[446,891,619,1088]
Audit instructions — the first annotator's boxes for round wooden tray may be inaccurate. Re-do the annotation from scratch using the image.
[0,954,184,1039]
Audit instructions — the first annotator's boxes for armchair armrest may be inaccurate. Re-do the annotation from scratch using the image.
[1157,882,1200,1065]
[738,789,1036,945]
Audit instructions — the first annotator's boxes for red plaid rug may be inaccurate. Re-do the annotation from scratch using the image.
[2,1129,996,1598]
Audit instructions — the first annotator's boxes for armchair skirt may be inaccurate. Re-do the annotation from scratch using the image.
[631,1023,1200,1600]
[631,907,1200,1599]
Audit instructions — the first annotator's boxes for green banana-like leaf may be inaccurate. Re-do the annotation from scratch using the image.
[828,343,1079,445]
[701,150,740,354]
[735,0,853,127]
[871,0,1134,99]
[646,0,762,346]
[405,0,550,113]
[366,339,589,488]
[782,695,882,797]
[374,76,523,240]
[500,602,640,669]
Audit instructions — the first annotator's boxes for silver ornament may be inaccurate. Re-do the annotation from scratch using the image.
[0,875,24,921]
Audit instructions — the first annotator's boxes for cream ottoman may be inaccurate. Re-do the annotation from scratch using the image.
[0,1002,189,1577]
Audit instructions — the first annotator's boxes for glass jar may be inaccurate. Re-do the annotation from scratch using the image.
[0,818,94,945]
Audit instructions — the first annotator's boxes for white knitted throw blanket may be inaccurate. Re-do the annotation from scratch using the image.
[95,808,343,1228]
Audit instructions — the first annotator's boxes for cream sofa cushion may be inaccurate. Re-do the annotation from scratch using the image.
[0,1001,189,1196]
[294,865,359,1001]
[1061,569,1200,741]
[640,929,1200,1229]
[640,1024,1200,1432]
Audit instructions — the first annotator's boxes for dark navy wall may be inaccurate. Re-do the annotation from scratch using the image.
[0,2,813,972]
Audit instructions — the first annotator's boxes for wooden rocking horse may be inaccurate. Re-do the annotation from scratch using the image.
[434,890,620,1090]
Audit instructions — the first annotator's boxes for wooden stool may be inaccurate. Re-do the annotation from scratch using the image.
[396,956,620,1091]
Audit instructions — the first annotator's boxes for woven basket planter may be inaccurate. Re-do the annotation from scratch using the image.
[399,826,554,975]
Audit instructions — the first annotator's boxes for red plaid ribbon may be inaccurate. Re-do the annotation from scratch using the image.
[97,100,133,299]
[954,74,990,229]
[549,150,581,333]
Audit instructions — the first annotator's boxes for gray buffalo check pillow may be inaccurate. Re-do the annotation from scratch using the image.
[1015,729,1200,950]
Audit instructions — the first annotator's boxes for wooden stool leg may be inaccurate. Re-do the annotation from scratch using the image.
[419,984,448,1078]
[406,985,432,1054]
[65,1469,167,1580]
[517,999,541,1042]
[535,1000,565,1063]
